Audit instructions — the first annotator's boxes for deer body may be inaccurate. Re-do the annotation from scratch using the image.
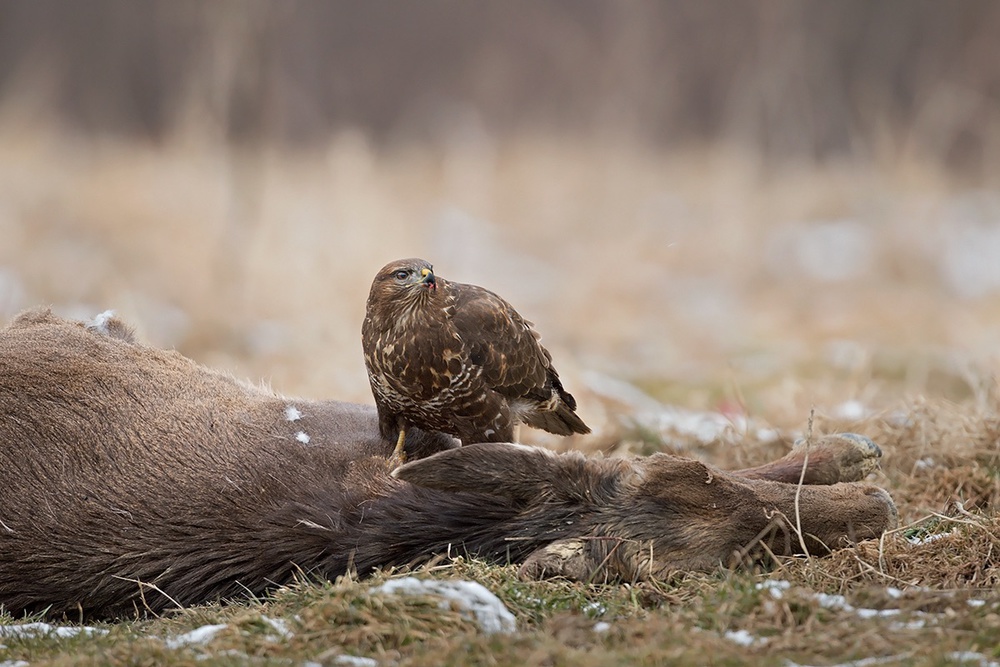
[0,309,896,619]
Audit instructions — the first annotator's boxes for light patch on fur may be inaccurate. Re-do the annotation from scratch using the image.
[296,518,330,531]
[503,442,557,456]
[86,310,116,335]
[295,431,311,444]
[285,405,303,421]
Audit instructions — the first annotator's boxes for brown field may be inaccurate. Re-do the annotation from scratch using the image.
[2,116,1000,665]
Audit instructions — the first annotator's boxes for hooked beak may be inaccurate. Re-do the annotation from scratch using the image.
[420,267,436,289]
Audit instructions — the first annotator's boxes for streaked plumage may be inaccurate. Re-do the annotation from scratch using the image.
[362,258,589,460]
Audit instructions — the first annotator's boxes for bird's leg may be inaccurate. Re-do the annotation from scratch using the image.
[390,425,408,466]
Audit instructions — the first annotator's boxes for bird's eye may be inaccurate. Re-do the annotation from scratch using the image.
[394,270,410,281]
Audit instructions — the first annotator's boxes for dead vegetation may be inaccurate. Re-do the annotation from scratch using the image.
[1,127,999,663]
[2,54,1000,667]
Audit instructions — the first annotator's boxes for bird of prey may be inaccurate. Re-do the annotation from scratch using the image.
[362,258,590,462]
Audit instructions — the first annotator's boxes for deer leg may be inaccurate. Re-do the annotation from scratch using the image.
[735,433,882,485]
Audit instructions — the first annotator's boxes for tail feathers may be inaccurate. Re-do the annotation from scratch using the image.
[524,399,591,436]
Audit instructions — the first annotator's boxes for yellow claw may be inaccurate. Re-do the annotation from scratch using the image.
[390,426,407,466]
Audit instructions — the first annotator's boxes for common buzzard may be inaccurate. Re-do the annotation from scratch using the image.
[362,258,590,461]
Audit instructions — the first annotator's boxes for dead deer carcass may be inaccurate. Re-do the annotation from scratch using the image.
[0,309,896,619]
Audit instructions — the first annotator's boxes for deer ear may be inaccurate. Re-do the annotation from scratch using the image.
[392,443,568,504]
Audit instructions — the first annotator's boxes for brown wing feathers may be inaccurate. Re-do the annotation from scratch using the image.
[363,258,590,446]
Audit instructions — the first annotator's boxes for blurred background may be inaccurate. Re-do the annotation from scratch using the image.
[1,0,999,448]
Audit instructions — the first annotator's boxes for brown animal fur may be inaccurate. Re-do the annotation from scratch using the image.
[0,309,896,620]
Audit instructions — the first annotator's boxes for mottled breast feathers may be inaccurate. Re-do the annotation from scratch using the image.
[362,258,589,447]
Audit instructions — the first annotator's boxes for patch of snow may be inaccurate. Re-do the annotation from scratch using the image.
[756,579,791,599]
[655,406,738,444]
[814,591,904,619]
[164,623,228,649]
[760,582,935,628]
[592,621,611,633]
[906,531,953,546]
[968,599,987,608]
[914,457,936,471]
[945,652,1000,667]
[786,655,908,667]
[813,592,852,612]
[285,406,303,422]
[333,656,379,667]
[0,623,108,639]
[260,615,293,639]
[582,601,606,617]
[0,660,29,667]
[855,607,900,619]
[889,618,927,631]
[295,431,311,444]
[724,629,766,647]
[583,371,780,446]
[373,577,516,635]
[884,587,904,599]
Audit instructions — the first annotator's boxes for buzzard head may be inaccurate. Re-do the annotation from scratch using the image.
[367,258,440,316]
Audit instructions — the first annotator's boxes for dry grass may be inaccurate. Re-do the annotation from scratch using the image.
[1,120,1000,665]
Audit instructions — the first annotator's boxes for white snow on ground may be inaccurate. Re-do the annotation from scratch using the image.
[756,580,992,634]
[260,615,293,640]
[0,623,108,639]
[945,652,1000,667]
[583,370,780,446]
[906,530,954,545]
[0,660,29,667]
[756,579,791,599]
[592,621,611,633]
[789,653,1000,667]
[373,577,516,635]
[163,623,228,649]
[786,655,909,667]
[332,656,380,667]
[814,592,903,619]
[724,629,766,647]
